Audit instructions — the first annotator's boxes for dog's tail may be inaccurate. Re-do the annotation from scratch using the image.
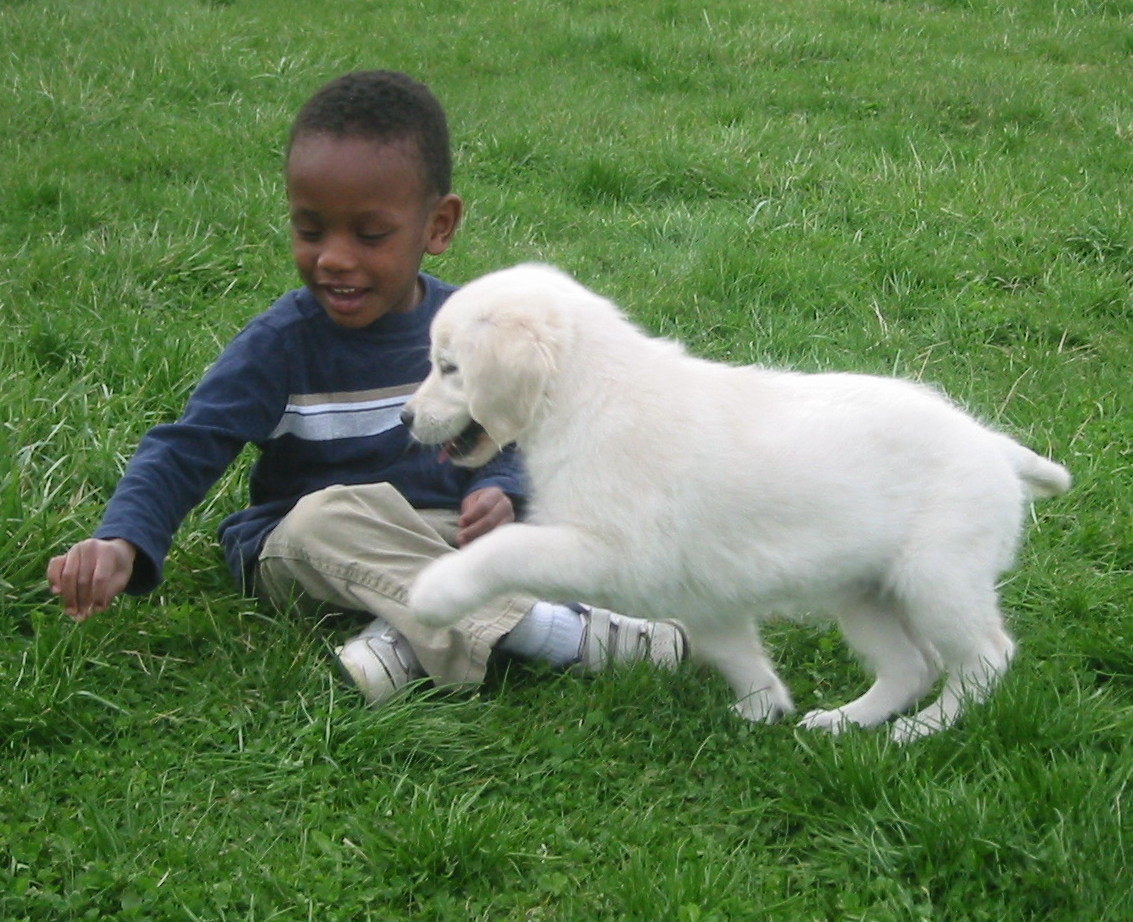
[998,435,1072,499]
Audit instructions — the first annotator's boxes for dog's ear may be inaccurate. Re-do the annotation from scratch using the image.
[463,316,557,448]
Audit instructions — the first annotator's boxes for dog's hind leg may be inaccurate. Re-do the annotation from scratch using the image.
[800,596,939,734]
[691,621,795,723]
[888,580,1015,743]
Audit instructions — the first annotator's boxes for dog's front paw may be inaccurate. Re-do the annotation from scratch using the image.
[409,554,481,628]
[731,684,795,724]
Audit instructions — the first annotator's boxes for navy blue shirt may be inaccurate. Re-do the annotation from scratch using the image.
[95,274,526,593]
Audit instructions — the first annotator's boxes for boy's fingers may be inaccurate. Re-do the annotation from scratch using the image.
[457,521,486,547]
[49,541,105,619]
[91,550,130,611]
[457,490,490,524]
[48,548,82,617]
[46,554,65,593]
[460,488,513,524]
[46,553,86,620]
[68,543,95,617]
[457,488,515,546]
[49,538,135,621]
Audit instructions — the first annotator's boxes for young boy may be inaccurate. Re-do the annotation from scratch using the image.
[46,70,686,705]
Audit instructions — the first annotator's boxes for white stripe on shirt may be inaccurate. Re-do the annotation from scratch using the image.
[269,384,418,441]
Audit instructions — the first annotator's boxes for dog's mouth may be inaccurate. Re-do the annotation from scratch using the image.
[438,419,489,464]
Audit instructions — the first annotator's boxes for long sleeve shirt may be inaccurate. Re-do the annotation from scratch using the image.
[94,274,526,593]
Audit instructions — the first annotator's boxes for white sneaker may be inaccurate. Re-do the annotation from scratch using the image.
[335,619,425,706]
[571,605,688,673]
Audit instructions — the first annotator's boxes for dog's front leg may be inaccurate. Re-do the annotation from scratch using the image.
[691,622,795,724]
[410,523,608,628]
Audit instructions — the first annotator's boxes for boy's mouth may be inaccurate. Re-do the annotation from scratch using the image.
[321,284,370,313]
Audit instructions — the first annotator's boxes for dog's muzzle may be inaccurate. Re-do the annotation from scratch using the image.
[400,408,488,464]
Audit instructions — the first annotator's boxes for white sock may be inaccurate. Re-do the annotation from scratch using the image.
[497,601,585,667]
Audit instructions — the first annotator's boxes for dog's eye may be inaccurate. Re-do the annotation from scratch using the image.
[437,359,458,376]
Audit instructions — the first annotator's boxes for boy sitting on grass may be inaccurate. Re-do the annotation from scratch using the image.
[46,70,685,705]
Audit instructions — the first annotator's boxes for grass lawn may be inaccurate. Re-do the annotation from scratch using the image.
[2,0,1131,918]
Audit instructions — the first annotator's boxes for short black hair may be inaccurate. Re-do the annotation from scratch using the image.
[288,70,452,197]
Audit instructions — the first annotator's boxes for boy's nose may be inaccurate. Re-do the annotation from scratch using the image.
[317,236,358,272]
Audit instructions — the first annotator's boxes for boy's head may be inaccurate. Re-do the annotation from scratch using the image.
[288,70,452,199]
[286,71,462,328]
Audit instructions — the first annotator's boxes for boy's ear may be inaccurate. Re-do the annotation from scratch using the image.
[425,194,463,255]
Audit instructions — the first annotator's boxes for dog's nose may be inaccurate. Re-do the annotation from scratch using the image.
[399,407,415,429]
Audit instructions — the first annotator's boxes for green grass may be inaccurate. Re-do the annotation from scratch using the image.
[2,0,1132,918]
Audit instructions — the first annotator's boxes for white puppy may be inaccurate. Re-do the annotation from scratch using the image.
[402,263,1070,741]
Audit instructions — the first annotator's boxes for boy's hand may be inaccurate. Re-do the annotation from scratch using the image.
[46,538,136,622]
[457,487,514,547]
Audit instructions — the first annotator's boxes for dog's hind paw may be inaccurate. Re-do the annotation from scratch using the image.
[889,709,947,744]
[799,708,857,735]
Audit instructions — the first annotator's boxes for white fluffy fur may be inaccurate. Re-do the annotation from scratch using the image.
[403,263,1070,741]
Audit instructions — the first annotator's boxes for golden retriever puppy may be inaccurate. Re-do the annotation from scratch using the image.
[402,264,1069,741]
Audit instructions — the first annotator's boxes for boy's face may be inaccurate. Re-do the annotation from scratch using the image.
[286,134,461,329]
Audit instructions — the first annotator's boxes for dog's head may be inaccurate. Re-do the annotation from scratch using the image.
[402,264,570,467]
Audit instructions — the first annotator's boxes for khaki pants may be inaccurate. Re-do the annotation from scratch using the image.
[255,483,536,686]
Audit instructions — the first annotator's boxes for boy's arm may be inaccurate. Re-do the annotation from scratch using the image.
[50,321,290,613]
[88,411,252,594]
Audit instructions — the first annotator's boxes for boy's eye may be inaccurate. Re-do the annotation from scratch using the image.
[293,226,321,241]
[358,231,391,244]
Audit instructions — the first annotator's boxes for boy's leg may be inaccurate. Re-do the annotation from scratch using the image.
[256,482,689,705]
[255,482,535,687]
